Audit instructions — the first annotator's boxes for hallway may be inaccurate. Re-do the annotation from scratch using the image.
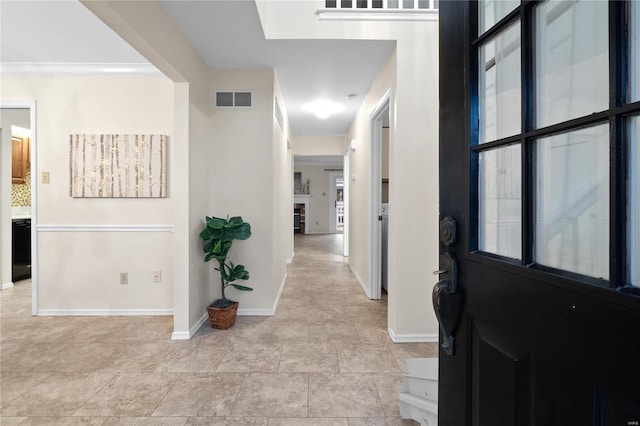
[0,234,435,425]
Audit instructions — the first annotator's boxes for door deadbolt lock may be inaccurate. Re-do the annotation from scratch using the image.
[439,216,457,246]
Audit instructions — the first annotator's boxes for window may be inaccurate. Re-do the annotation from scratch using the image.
[479,144,521,259]
[479,0,518,34]
[536,0,608,128]
[631,0,640,102]
[473,0,640,288]
[535,125,609,278]
[479,22,521,144]
[630,116,640,287]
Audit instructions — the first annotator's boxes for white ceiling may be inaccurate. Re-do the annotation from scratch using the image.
[0,1,149,65]
[0,0,394,137]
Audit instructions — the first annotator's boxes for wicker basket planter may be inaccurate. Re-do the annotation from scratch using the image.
[207,301,239,330]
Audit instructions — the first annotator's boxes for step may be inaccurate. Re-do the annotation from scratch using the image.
[403,357,438,402]
[403,374,438,402]
[399,392,438,426]
[400,357,438,425]
[406,357,438,379]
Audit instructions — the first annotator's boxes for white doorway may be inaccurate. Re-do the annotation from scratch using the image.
[1,102,38,315]
[343,150,350,257]
[329,171,344,234]
[368,90,391,300]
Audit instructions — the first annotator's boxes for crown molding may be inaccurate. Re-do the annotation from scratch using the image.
[0,62,162,77]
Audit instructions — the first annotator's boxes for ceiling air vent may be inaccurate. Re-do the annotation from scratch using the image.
[215,91,252,108]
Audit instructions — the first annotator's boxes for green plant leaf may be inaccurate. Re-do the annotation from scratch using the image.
[213,240,223,255]
[230,284,253,292]
[234,222,252,240]
[207,217,226,229]
[200,214,252,296]
[228,216,244,225]
[199,228,212,240]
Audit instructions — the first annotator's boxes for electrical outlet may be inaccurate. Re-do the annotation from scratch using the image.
[120,272,128,285]
[152,271,161,283]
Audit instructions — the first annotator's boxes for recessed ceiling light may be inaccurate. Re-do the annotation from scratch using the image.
[303,100,344,119]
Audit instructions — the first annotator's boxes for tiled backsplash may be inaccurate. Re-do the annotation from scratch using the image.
[12,167,31,207]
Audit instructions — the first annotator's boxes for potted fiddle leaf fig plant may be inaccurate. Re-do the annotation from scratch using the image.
[200,215,252,329]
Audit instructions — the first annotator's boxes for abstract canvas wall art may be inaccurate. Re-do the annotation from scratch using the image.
[70,134,167,198]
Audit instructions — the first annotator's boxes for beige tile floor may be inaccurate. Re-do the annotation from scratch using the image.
[0,234,437,425]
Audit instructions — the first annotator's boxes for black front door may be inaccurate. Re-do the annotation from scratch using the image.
[438,1,640,424]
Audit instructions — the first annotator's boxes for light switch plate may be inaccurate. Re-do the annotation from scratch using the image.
[42,171,50,184]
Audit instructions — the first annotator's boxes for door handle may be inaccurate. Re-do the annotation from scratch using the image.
[433,279,455,355]
[432,252,458,356]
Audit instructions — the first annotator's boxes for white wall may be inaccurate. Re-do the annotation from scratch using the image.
[0,76,175,312]
[82,0,212,335]
[83,2,295,336]
[346,50,395,313]
[293,165,339,234]
[292,134,346,236]
[257,1,440,339]
[292,135,346,156]
[391,31,439,337]
[273,72,293,294]
[83,0,437,338]
[208,68,279,312]
[82,1,246,336]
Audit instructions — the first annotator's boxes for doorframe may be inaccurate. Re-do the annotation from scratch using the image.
[343,150,350,257]
[368,89,391,300]
[1,101,38,315]
[328,171,343,234]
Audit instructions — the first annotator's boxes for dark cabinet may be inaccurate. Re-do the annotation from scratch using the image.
[12,219,31,282]
[12,136,30,184]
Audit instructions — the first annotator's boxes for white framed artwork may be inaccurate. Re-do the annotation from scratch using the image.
[70,134,167,198]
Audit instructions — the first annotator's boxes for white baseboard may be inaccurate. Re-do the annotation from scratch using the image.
[1,282,14,290]
[287,252,294,264]
[38,308,174,316]
[237,272,287,316]
[389,327,439,343]
[172,311,208,340]
[349,262,371,299]
[170,331,191,340]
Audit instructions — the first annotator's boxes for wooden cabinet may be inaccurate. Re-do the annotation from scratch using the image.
[11,136,30,184]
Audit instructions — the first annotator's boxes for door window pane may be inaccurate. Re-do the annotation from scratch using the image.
[631,0,640,102]
[536,0,608,128]
[630,116,640,287]
[479,0,519,34]
[479,144,522,259]
[536,124,609,279]
[479,22,521,143]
